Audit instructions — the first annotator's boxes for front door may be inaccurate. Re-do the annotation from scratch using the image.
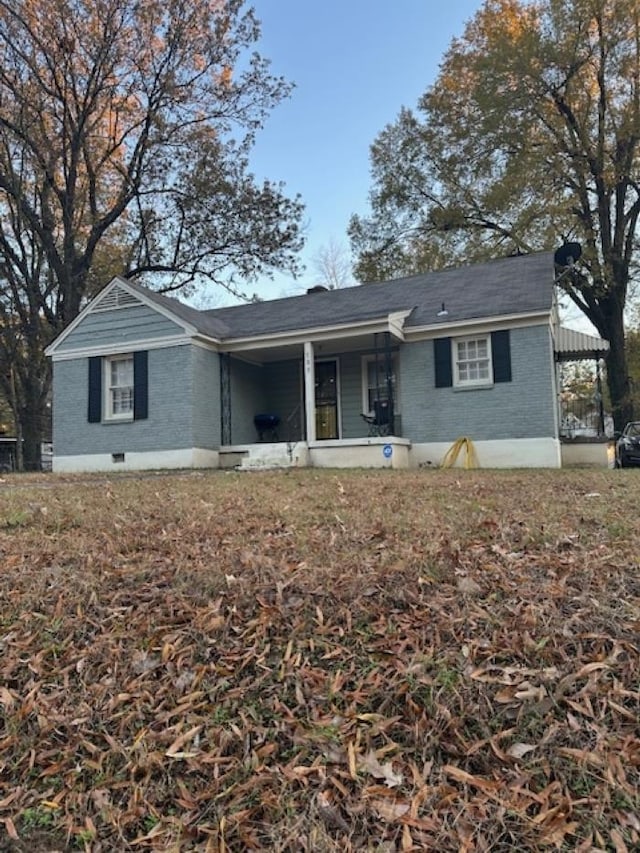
[315,360,339,440]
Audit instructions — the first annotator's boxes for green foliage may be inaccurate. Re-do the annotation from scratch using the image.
[351,0,640,427]
[20,807,55,831]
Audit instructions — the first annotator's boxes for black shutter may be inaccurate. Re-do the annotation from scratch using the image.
[434,337,453,388]
[491,330,512,383]
[133,350,148,420]
[88,357,102,422]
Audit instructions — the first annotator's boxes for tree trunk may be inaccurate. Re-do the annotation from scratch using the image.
[604,320,633,432]
[7,365,23,471]
[17,361,50,472]
[20,408,42,471]
[580,286,633,433]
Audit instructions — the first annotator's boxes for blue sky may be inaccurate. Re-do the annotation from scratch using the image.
[236,0,483,302]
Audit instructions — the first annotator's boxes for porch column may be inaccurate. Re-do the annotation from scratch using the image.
[220,352,231,445]
[304,341,316,442]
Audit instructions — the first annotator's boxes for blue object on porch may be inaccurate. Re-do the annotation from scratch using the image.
[361,400,392,436]
[254,413,280,441]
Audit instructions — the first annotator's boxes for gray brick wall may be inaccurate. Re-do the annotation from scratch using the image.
[52,324,557,458]
[56,305,183,352]
[53,345,196,456]
[400,324,556,441]
[192,346,221,449]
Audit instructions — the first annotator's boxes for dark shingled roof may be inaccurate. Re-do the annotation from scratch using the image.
[203,252,555,340]
[124,278,232,339]
[132,252,555,341]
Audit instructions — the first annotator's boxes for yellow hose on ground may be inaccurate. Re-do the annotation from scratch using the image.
[441,436,479,469]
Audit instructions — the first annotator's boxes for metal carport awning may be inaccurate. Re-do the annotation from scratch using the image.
[555,327,609,361]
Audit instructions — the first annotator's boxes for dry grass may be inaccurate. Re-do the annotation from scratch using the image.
[0,468,638,852]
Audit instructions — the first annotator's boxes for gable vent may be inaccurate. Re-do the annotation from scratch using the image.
[93,285,143,312]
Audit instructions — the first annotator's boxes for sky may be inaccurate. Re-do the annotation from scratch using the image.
[224,0,484,304]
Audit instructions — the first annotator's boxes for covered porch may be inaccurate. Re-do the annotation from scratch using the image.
[217,322,409,469]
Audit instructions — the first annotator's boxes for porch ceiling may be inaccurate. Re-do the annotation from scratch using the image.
[555,326,609,361]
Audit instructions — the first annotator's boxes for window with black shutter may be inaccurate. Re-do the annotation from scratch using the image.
[133,351,148,420]
[491,330,512,383]
[434,331,512,388]
[88,351,149,422]
[434,338,453,388]
[88,357,102,422]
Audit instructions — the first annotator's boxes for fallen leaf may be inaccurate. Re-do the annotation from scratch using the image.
[3,817,19,841]
[165,725,203,756]
[0,687,15,710]
[457,576,482,595]
[610,828,629,853]
[372,799,410,822]
[507,742,537,759]
[359,751,403,787]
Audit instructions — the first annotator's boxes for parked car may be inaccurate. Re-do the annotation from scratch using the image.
[615,422,640,468]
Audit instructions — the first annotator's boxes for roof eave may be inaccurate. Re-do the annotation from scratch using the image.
[404,309,551,338]
[221,312,410,352]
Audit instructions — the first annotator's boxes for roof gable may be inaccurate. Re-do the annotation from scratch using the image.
[46,276,230,356]
[92,281,145,312]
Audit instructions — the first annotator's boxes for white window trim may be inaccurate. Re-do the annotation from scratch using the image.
[361,354,400,414]
[104,354,134,422]
[453,334,493,388]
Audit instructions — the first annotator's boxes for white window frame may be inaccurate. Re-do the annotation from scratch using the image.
[104,354,134,421]
[361,354,400,414]
[453,335,493,388]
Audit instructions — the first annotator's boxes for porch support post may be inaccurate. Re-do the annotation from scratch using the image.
[304,341,316,442]
[220,352,231,445]
[384,331,395,434]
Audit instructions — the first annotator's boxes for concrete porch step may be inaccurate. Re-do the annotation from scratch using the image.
[238,443,295,470]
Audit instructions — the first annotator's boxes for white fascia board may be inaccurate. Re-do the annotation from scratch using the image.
[222,314,406,353]
[45,276,201,357]
[405,310,550,340]
[44,278,121,356]
[389,310,411,340]
[191,336,222,352]
[49,335,192,362]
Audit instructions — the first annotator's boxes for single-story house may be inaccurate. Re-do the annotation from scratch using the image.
[45,252,610,471]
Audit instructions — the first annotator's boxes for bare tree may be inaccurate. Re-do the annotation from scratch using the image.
[0,0,304,468]
[311,237,354,289]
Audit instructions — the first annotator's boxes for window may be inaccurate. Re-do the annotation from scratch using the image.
[454,336,492,387]
[362,354,399,413]
[88,351,148,423]
[434,331,511,389]
[105,355,134,419]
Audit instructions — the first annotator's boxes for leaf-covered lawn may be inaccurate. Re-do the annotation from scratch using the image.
[0,469,638,852]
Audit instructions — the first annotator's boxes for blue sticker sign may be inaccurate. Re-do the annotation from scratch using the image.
[383,444,392,459]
